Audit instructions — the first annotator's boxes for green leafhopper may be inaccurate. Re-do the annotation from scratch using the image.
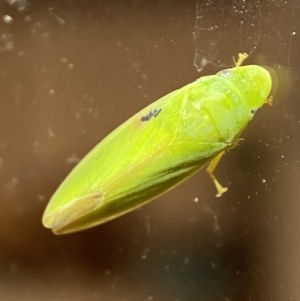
[42,53,273,234]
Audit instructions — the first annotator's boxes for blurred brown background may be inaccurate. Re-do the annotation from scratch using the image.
[0,0,299,300]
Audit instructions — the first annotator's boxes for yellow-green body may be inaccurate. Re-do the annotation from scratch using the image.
[43,62,272,234]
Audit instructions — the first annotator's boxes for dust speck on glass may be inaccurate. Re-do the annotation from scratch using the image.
[193,0,262,71]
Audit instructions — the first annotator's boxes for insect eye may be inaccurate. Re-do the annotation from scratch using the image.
[219,69,232,78]
[251,108,259,116]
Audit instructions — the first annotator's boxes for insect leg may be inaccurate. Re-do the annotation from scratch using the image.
[265,96,273,106]
[206,151,228,197]
[235,53,249,67]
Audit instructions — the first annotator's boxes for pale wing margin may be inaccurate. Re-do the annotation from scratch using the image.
[50,192,104,233]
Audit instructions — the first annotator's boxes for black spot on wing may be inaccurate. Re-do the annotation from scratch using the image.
[141,108,162,122]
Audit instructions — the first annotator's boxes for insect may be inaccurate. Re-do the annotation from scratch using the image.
[42,53,273,234]
[141,108,162,122]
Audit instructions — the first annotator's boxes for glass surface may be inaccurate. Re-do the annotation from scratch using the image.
[0,1,299,300]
